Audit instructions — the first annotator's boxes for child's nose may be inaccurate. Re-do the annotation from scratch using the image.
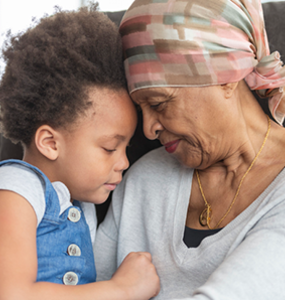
[116,152,130,172]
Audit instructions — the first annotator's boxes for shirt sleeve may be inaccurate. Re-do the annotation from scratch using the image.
[81,201,97,245]
[0,164,46,226]
[94,200,118,281]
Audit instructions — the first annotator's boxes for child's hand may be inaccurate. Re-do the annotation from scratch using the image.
[111,252,160,300]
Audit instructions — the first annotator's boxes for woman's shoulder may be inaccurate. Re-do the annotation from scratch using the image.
[249,167,285,227]
[263,168,285,206]
[130,146,182,173]
[121,146,189,191]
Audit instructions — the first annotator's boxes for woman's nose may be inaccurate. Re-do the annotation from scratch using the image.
[142,109,163,140]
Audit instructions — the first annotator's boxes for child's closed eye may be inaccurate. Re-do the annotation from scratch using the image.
[103,148,117,153]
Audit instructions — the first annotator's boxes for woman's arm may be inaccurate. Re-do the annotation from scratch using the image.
[0,190,159,300]
[95,202,119,281]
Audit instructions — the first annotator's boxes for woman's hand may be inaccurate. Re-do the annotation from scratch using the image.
[111,252,160,300]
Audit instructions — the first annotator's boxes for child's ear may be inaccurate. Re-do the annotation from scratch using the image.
[34,125,60,160]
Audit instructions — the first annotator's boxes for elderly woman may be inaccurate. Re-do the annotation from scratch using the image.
[95,0,285,299]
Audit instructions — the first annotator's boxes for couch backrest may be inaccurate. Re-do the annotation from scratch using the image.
[263,1,285,58]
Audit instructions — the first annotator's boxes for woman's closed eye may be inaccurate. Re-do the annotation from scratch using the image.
[150,103,161,108]
[150,102,164,111]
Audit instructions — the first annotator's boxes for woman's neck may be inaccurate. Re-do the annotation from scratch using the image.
[188,83,285,229]
[203,81,274,177]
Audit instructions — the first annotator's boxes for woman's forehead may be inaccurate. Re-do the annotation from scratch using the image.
[131,87,177,103]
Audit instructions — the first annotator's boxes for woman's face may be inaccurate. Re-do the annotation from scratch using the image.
[131,86,232,169]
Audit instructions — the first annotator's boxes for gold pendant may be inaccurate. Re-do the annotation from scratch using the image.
[199,207,208,227]
[199,206,212,227]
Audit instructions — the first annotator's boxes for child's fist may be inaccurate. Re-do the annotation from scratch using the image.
[111,252,160,300]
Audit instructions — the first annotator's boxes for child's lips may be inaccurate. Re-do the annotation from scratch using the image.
[104,181,121,191]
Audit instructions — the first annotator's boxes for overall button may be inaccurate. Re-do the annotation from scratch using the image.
[67,244,81,256]
[63,272,79,285]
[68,207,81,222]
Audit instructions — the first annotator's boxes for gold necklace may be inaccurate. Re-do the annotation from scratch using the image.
[196,115,271,229]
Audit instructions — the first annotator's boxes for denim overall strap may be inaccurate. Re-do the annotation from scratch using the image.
[0,159,96,285]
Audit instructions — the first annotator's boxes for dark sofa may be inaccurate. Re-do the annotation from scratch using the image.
[1,1,285,222]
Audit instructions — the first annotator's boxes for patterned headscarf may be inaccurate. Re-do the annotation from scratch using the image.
[119,0,285,125]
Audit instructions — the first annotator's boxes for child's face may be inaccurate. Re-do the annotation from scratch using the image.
[57,87,137,204]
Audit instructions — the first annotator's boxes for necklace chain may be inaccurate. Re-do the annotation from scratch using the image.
[196,115,271,229]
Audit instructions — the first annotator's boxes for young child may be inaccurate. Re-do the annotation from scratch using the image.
[0,4,159,300]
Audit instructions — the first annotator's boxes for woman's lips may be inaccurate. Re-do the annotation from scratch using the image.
[164,140,180,153]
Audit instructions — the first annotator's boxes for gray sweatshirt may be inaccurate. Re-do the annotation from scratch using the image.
[94,147,285,300]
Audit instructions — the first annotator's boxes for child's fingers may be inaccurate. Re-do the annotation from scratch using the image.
[134,251,152,261]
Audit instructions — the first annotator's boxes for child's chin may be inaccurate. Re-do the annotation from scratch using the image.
[92,193,111,205]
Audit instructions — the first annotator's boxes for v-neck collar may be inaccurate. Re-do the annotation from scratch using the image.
[171,166,285,263]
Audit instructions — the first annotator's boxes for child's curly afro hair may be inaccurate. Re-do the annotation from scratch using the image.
[0,3,127,146]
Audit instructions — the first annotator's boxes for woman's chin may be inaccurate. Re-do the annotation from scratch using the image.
[172,147,204,169]
[175,153,203,169]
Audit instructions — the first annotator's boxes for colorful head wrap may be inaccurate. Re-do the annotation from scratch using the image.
[119,0,285,125]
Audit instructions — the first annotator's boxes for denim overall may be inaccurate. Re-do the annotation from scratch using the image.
[0,159,96,285]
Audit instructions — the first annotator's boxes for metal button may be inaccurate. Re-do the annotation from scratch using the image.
[68,207,81,223]
[63,272,79,285]
[67,244,81,257]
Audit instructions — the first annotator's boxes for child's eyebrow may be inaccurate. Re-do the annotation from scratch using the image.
[101,134,126,142]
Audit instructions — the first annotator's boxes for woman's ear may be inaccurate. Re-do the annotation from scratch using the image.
[34,125,60,160]
[221,82,239,99]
